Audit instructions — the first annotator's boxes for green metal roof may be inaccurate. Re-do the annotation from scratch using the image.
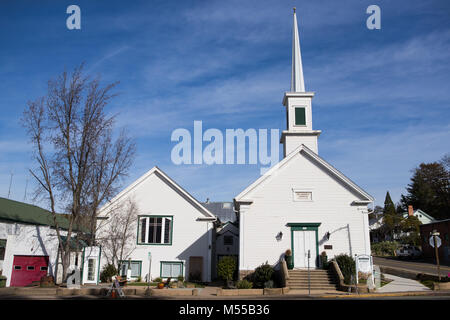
[60,235,88,250]
[0,197,74,230]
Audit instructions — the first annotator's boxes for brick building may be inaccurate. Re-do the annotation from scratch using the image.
[420,219,450,263]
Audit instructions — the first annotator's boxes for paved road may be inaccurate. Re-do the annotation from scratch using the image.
[373,257,450,277]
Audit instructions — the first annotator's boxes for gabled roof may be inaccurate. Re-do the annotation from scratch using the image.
[0,197,75,230]
[235,144,374,203]
[217,221,239,237]
[99,166,216,221]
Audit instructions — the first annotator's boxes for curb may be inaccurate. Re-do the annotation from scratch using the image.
[317,291,443,298]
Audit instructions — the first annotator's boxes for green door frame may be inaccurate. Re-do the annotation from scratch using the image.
[288,223,321,268]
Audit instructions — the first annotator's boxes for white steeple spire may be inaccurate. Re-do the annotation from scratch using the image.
[281,8,320,157]
[291,8,305,92]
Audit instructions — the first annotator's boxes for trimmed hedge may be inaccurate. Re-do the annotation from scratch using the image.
[236,279,253,289]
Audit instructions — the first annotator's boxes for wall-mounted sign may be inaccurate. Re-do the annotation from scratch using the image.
[324,245,333,250]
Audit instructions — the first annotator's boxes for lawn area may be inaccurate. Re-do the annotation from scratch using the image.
[420,280,434,289]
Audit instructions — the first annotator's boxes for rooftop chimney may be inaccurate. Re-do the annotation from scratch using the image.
[408,205,414,217]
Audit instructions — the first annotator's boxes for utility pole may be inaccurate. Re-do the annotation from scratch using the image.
[7,171,13,198]
[307,249,311,296]
[23,177,29,201]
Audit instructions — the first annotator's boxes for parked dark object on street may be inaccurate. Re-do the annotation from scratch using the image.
[395,245,422,259]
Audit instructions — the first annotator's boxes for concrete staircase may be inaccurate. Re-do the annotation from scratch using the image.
[287,269,338,290]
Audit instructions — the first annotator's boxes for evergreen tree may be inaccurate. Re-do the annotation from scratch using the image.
[400,158,450,220]
[381,191,402,240]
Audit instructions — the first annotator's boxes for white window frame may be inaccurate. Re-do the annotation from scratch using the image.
[160,261,183,278]
[138,215,173,245]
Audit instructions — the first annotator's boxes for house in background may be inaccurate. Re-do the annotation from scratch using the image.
[369,205,435,243]
[402,205,435,224]
[0,197,88,287]
[96,166,216,283]
[201,201,239,279]
[235,10,374,280]
[369,213,384,243]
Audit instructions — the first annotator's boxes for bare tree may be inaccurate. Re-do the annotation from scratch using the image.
[97,198,138,274]
[22,64,136,282]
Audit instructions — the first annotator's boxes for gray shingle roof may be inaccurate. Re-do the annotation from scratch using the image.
[201,202,236,223]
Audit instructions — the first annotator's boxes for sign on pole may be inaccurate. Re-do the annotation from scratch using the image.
[429,236,442,248]
[148,252,152,286]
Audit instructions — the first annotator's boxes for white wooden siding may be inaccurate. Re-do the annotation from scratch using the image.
[97,171,213,282]
[238,151,371,271]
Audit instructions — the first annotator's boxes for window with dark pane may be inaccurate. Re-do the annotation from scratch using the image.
[138,215,173,245]
[295,107,306,125]
[140,218,147,243]
[224,235,233,245]
[164,218,172,244]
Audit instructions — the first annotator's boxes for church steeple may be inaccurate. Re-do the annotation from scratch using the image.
[281,8,321,157]
[291,8,305,93]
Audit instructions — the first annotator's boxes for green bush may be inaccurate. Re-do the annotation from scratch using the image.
[177,275,184,282]
[251,262,274,288]
[236,279,253,289]
[100,264,117,283]
[0,275,7,288]
[154,277,162,283]
[371,241,399,256]
[335,254,355,285]
[217,256,237,282]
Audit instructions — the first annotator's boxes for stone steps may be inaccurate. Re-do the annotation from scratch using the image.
[287,269,338,290]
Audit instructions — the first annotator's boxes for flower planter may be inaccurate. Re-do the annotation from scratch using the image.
[285,256,294,270]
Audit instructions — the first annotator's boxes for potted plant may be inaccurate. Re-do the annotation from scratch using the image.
[320,251,329,269]
[285,249,294,270]
[157,282,165,289]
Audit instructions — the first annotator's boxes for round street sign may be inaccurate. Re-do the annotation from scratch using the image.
[429,236,442,248]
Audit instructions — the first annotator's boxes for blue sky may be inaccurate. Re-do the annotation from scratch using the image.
[0,0,449,209]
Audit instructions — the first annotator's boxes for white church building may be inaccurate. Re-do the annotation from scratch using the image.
[234,10,374,278]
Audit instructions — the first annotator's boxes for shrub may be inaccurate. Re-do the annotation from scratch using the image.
[154,277,162,283]
[264,280,274,288]
[335,254,355,285]
[135,276,142,282]
[217,256,237,282]
[251,262,274,288]
[371,241,399,256]
[177,275,185,282]
[236,279,253,289]
[100,264,117,283]
[0,275,7,288]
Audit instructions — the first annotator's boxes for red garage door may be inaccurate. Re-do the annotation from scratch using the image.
[10,255,49,287]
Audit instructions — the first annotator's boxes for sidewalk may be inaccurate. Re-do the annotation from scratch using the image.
[377,273,431,293]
